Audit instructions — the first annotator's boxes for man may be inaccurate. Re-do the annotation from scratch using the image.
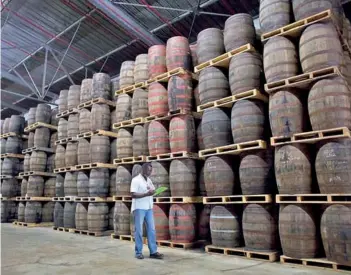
[130,162,164,260]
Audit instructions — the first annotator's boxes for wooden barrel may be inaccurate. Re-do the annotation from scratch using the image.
[2,158,19,175]
[169,204,196,243]
[30,151,47,172]
[169,115,196,153]
[120,61,135,88]
[199,67,230,105]
[166,36,192,71]
[50,108,58,126]
[132,124,149,157]
[77,171,89,197]
[197,124,204,151]
[58,118,68,140]
[148,45,167,78]
[131,164,142,178]
[5,136,22,154]
[54,202,64,227]
[21,178,27,196]
[148,121,170,156]
[259,0,291,33]
[27,108,37,126]
[108,205,114,230]
[55,145,65,169]
[89,168,109,197]
[44,178,55,197]
[0,139,5,154]
[91,103,110,131]
[116,165,132,196]
[150,161,170,197]
[27,176,44,196]
[9,115,25,134]
[75,202,88,230]
[168,74,193,112]
[279,204,321,258]
[110,138,117,161]
[134,54,149,83]
[210,206,241,248]
[300,23,342,73]
[80,78,93,103]
[1,202,7,222]
[92,73,111,100]
[197,28,225,64]
[65,142,78,167]
[3,118,11,133]
[169,159,197,196]
[0,120,4,134]
[35,104,51,124]
[88,203,109,232]
[1,178,18,197]
[64,202,77,228]
[153,204,170,240]
[25,202,42,223]
[315,139,351,193]
[67,85,81,110]
[7,201,17,221]
[224,13,255,52]
[308,77,351,130]
[132,89,149,118]
[202,108,232,149]
[229,52,262,95]
[264,36,298,83]
[342,50,351,87]
[42,201,54,222]
[58,90,69,112]
[243,204,279,251]
[64,172,78,196]
[90,136,110,163]
[231,100,265,143]
[55,174,64,197]
[321,205,351,265]
[18,202,26,222]
[110,109,117,133]
[198,205,211,240]
[189,43,198,67]
[117,128,132,159]
[79,108,91,134]
[77,138,90,165]
[67,114,79,137]
[113,201,131,235]
[109,171,116,197]
[148,83,169,116]
[193,85,200,108]
[34,127,50,148]
[116,94,132,123]
[50,132,57,150]
[198,164,206,196]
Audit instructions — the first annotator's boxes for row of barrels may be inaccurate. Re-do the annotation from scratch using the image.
[1,201,18,222]
[16,201,54,224]
[0,115,25,135]
[26,104,58,126]
[1,158,23,176]
[22,152,55,173]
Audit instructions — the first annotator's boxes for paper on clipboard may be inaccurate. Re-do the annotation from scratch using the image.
[154,186,168,196]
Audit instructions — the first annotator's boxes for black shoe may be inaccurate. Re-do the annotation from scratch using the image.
[150,252,164,259]
[136,254,144,259]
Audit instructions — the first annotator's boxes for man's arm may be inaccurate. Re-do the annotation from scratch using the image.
[131,190,155,198]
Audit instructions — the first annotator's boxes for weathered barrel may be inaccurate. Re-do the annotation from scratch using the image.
[115,165,132,196]
[88,203,109,232]
[44,178,56,197]
[308,77,351,130]
[79,108,91,134]
[300,23,343,73]
[166,36,192,71]
[67,85,81,110]
[153,204,170,240]
[169,204,196,243]
[231,100,265,143]
[5,136,22,154]
[67,114,79,137]
[34,127,50,148]
[110,138,117,161]
[1,178,18,197]
[3,118,10,133]
[110,109,117,133]
[321,204,351,265]
[131,164,142,178]
[198,67,230,105]
[169,159,196,196]
[9,115,25,134]
[190,43,198,67]
[264,36,298,83]
[92,73,111,100]
[1,201,8,222]
[64,172,78,196]
[42,201,54,222]
[55,174,64,197]
[75,202,88,230]
[193,85,200,108]
[229,52,262,95]
[148,121,170,156]
[115,94,132,123]
[132,89,149,118]
[90,135,110,163]
[77,171,89,197]
[109,171,116,197]
[28,132,34,148]
[89,168,109,197]
[111,77,120,97]
[132,125,149,157]
[198,205,211,240]
[18,202,26,222]
[150,161,170,197]
[24,202,42,223]
[27,176,44,197]
[50,109,58,126]
[113,202,131,235]
[50,132,57,150]
[0,120,4,134]
[279,204,321,258]
[148,45,167,78]
[77,139,90,165]
[58,90,69,112]
[55,145,65,169]
[7,201,17,221]
[58,118,68,140]
[91,103,110,131]
[45,154,55,172]
[54,202,64,227]
[21,178,27,196]
[148,83,169,116]
[65,142,78,167]
[64,202,77,228]
[198,164,206,196]
[80,78,93,103]
[35,104,51,123]
[224,13,255,52]
[108,204,114,230]
[30,151,47,172]
[197,28,225,64]
[196,124,205,151]
[2,158,19,175]
[259,0,291,33]
[0,139,5,154]
[120,61,135,88]
[134,54,149,83]
[210,206,241,247]
[202,108,232,149]
[168,74,193,112]
[27,107,37,125]
[169,115,196,153]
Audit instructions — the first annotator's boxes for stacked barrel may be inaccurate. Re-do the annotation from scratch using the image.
[260,0,351,267]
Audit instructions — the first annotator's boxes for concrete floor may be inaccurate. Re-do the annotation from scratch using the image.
[1,224,341,275]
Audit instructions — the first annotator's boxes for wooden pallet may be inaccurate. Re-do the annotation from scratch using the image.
[203,195,273,204]
[0,153,24,159]
[113,155,147,165]
[113,117,145,129]
[54,136,78,145]
[22,147,55,154]
[280,255,351,273]
[19,171,56,177]
[69,229,113,237]
[16,197,53,201]
[147,151,199,162]
[194,44,255,73]
[146,67,198,85]
[0,132,27,139]
[276,194,351,204]
[0,175,15,179]
[154,197,203,204]
[74,163,116,171]
[74,197,113,202]
[56,108,78,118]
[111,234,136,241]
[197,89,268,112]
[199,140,267,158]
[113,196,132,202]
[53,166,75,173]
[271,127,351,146]
[157,240,205,249]
[53,226,71,232]
[76,130,118,139]
[52,196,77,202]
[206,245,279,262]
[77,97,116,110]
[13,221,54,227]
[24,122,58,132]
[0,196,17,201]
[144,109,202,123]
[115,81,147,95]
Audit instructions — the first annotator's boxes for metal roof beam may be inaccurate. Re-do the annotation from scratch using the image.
[1,89,57,105]
[1,101,27,113]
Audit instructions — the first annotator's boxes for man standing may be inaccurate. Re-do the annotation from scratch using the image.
[130,162,164,260]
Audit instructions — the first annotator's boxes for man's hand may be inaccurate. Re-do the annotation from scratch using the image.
[147,189,155,196]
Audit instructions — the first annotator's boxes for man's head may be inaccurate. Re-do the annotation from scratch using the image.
[141,162,152,177]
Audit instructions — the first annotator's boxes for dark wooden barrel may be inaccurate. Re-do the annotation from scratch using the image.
[117,128,132,159]
[153,204,170,240]
[44,178,56,197]
[89,168,109,197]
[67,85,81,110]
[75,202,88,230]
[243,204,279,251]
[210,205,241,247]
[132,89,149,118]
[80,78,93,103]
[229,52,262,95]
[25,202,42,223]
[42,201,54,222]
[77,139,90,165]
[28,132,35,147]
[132,164,142,178]
[197,28,224,64]
[110,138,117,161]
[88,202,109,232]
[7,201,17,221]
[55,174,64,197]
[148,121,170,156]
[67,114,79,137]
[90,136,110,163]
[58,118,68,140]
[65,142,78,167]
[27,107,37,125]
[50,132,57,150]
[169,204,196,243]
[166,36,191,71]
[148,45,167,78]
[202,108,232,149]
[120,61,135,88]
[169,115,196,153]
[2,158,19,175]
[132,124,149,157]
[91,103,110,131]
[198,205,211,240]
[197,124,205,151]
[264,36,298,83]
[34,127,50,148]
[199,67,230,105]
[109,171,116,197]
[198,164,206,196]
[55,145,66,169]
[113,201,131,235]
[21,178,27,196]
[92,73,111,100]
[9,115,25,134]
[279,204,321,258]
[108,204,114,230]
[64,171,78,196]
[50,108,58,126]
[321,204,351,265]
[5,136,22,154]
[54,202,64,227]
[231,100,265,143]
[58,90,69,113]
[116,94,132,123]
[77,171,89,197]
[1,178,18,197]
[193,85,200,107]
[35,104,51,123]
[150,161,170,197]
[0,138,5,154]
[27,176,44,197]
[111,78,120,97]
[148,83,169,116]
[64,202,77,228]
[259,0,291,33]
[134,54,149,83]
[190,43,198,67]
[308,77,351,130]
[169,159,196,196]
[1,201,8,222]
[116,165,132,196]
[18,202,26,222]
[168,74,193,112]
[30,151,47,172]
[224,13,255,52]
[79,108,91,134]
[3,118,10,133]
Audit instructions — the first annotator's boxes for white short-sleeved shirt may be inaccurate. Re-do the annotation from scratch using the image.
[130,174,154,212]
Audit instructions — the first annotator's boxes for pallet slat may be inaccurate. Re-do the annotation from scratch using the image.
[52,196,77,202]
[24,122,58,132]
[115,81,147,95]
[203,195,273,204]
[146,152,199,162]
[16,197,53,201]
[113,156,147,165]
[144,109,201,123]
[154,197,203,204]
[77,98,115,110]
[0,153,24,159]
[55,137,78,145]
[19,171,56,177]
[22,147,55,154]
[276,194,351,204]
[56,108,78,118]
[69,229,113,237]
[13,221,53,227]
[74,197,113,202]
[145,67,198,86]
[76,130,118,139]
[53,227,71,232]
[113,117,145,129]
